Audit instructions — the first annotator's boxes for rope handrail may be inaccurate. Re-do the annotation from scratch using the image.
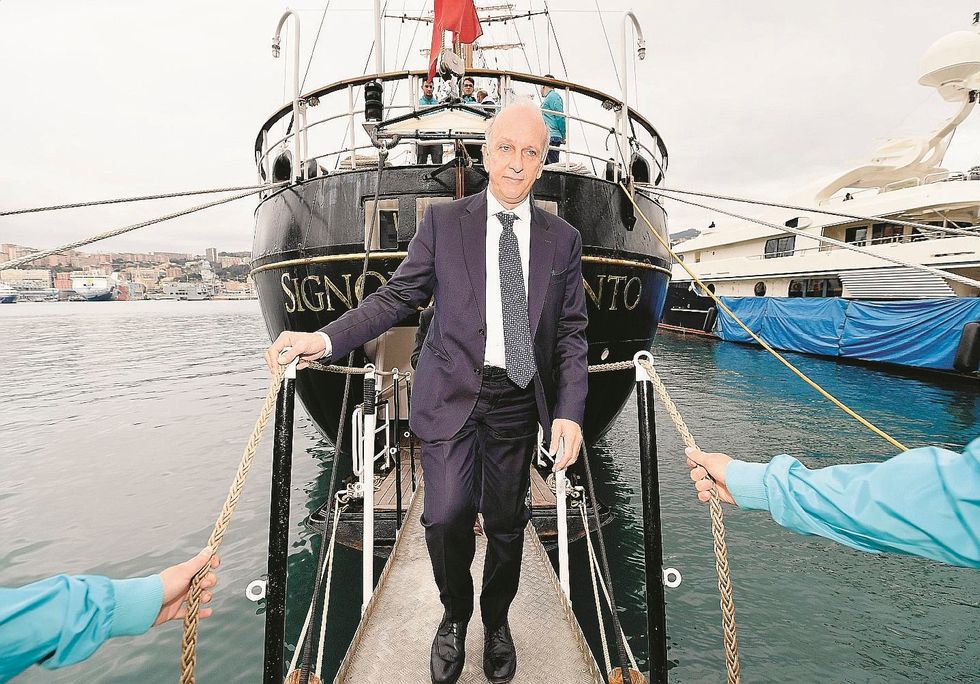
[0,184,287,272]
[637,187,980,291]
[179,365,285,684]
[621,182,908,452]
[0,183,281,218]
[636,359,741,684]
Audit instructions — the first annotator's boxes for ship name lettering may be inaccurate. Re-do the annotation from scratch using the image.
[583,274,642,311]
[281,271,394,314]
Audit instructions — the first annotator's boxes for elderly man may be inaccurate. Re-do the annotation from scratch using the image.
[266,99,588,684]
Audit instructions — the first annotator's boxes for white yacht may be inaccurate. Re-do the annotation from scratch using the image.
[662,17,980,375]
[0,283,18,304]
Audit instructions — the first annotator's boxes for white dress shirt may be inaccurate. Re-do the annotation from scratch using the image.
[483,191,531,368]
[316,190,532,365]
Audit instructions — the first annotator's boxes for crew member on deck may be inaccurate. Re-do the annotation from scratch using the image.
[539,76,566,165]
[417,79,444,165]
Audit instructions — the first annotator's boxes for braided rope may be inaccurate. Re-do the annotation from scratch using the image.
[0,185,284,271]
[619,182,908,453]
[179,365,286,684]
[309,358,632,376]
[0,183,282,217]
[638,359,741,683]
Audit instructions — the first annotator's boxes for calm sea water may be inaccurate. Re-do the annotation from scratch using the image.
[1,301,977,683]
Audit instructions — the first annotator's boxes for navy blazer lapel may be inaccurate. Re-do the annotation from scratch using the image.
[460,191,488,324]
[528,201,556,337]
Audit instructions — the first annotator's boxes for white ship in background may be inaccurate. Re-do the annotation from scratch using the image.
[70,272,147,301]
[662,16,980,376]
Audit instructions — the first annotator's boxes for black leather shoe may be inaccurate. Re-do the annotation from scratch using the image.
[483,622,516,683]
[430,616,467,684]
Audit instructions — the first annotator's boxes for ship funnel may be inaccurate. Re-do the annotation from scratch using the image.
[918,21,980,101]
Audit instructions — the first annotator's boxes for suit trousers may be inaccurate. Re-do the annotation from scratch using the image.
[420,365,538,628]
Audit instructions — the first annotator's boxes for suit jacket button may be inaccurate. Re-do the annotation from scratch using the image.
[478,328,485,336]
[473,367,481,374]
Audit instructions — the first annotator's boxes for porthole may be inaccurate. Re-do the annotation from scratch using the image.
[754,282,767,297]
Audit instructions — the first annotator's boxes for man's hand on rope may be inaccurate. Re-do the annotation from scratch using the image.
[686,447,736,505]
[265,331,327,372]
[550,419,583,472]
[155,547,220,626]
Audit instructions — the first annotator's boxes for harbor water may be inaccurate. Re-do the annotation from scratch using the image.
[1,301,976,682]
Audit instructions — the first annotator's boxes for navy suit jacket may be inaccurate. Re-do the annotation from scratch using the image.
[322,190,589,443]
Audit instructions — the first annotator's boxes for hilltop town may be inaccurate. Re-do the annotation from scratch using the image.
[0,243,255,301]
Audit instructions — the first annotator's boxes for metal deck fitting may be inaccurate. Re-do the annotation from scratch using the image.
[334,487,603,683]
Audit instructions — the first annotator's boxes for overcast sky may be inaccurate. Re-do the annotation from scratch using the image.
[1,1,977,255]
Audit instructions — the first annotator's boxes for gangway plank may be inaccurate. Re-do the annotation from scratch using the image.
[334,486,603,683]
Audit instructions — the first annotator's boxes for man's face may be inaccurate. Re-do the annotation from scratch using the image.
[462,80,475,97]
[422,81,434,96]
[483,108,547,209]
[540,84,551,97]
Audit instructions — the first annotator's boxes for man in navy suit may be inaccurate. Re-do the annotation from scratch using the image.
[266,100,588,684]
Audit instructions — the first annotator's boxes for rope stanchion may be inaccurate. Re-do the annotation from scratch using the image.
[619,182,908,453]
[0,184,286,271]
[179,365,286,684]
[637,359,741,684]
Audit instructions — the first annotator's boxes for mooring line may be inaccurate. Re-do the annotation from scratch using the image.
[620,182,908,452]
[0,183,280,217]
[0,184,286,271]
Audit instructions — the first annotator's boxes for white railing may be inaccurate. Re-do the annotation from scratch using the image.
[254,69,668,185]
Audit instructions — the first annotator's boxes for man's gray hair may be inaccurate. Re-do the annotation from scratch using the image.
[484,97,551,155]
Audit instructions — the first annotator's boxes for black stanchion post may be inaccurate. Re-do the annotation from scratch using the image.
[392,370,403,530]
[263,360,296,684]
[635,352,668,683]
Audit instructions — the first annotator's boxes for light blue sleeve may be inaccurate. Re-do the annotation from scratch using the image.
[541,91,566,139]
[725,438,980,568]
[0,573,163,682]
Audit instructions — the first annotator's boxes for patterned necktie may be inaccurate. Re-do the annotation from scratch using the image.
[496,211,537,388]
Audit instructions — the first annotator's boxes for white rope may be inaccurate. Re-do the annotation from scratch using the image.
[638,187,980,291]
[0,185,283,271]
[579,502,639,673]
[286,499,341,676]
[579,501,611,675]
[315,499,342,675]
[642,184,980,239]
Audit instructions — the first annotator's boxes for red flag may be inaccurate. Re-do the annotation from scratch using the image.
[428,0,483,79]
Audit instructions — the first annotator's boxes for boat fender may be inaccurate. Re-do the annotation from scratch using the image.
[364,80,384,122]
[953,320,980,373]
[272,149,293,182]
[703,306,718,333]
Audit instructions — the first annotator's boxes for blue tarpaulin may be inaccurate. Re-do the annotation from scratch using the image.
[715,297,980,370]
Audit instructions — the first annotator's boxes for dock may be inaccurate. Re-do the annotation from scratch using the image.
[334,486,603,683]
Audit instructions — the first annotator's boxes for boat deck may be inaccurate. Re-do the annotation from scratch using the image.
[334,486,602,683]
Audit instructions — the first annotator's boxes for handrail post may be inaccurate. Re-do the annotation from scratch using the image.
[392,369,404,532]
[633,350,668,683]
[272,9,303,182]
[360,365,377,614]
[556,466,570,601]
[262,357,298,684]
[619,11,646,182]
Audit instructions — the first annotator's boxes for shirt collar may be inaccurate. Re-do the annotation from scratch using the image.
[486,190,532,227]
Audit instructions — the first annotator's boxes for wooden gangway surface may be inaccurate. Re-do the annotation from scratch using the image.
[334,486,602,683]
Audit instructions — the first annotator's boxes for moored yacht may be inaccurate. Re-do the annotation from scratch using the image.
[662,17,980,376]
